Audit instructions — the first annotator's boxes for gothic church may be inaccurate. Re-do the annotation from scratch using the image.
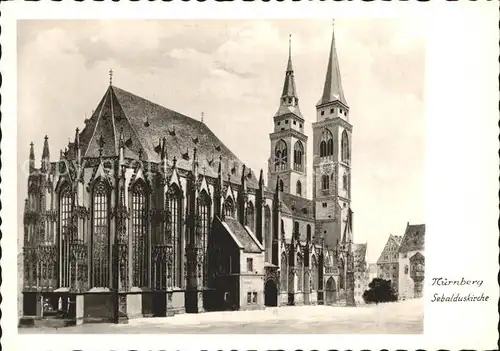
[21,24,360,324]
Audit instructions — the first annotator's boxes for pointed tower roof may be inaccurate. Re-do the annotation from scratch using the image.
[274,35,303,119]
[317,21,348,107]
[42,135,50,159]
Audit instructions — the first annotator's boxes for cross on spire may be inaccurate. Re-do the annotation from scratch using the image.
[109,69,113,85]
[201,111,204,123]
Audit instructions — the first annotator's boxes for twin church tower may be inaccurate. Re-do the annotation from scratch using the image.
[268,24,352,249]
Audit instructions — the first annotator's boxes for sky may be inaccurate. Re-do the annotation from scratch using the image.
[17,19,426,263]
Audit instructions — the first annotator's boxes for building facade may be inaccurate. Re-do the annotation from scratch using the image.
[376,234,402,294]
[20,24,361,325]
[352,243,368,304]
[398,223,425,300]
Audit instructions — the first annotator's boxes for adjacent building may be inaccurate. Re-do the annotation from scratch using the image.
[376,234,402,293]
[398,223,425,299]
[352,243,368,304]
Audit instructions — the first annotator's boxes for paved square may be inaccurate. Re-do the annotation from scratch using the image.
[19,298,423,334]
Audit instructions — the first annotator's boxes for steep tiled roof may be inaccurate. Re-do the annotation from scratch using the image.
[376,234,401,264]
[399,224,425,253]
[79,86,258,188]
[223,218,262,253]
[281,193,315,221]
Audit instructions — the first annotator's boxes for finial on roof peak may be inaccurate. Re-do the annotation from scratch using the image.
[109,68,113,86]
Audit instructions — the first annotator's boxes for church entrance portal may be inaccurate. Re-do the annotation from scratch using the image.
[264,280,278,307]
[325,277,337,305]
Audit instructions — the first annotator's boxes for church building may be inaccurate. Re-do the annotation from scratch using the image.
[21,24,360,325]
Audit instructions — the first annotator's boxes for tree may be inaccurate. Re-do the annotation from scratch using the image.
[362,278,398,304]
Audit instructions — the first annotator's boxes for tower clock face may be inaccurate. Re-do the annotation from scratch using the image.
[321,161,333,175]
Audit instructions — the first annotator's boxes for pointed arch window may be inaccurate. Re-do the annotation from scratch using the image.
[341,130,350,163]
[293,141,304,171]
[342,173,348,191]
[59,183,72,287]
[280,252,288,291]
[312,255,318,291]
[307,225,311,242]
[264,205,271,261]
[91,179,110,288]
[274,140,288,171]
[224,196,235,218]
[246,201,255,232]
[132,182,148,287]
[279,179,284,192]
[297,253,304,291]
[296,180,302,196]
[197,190,211,287]
[320,129,334,157]
[167,184,182,287]
[321,174,330,190]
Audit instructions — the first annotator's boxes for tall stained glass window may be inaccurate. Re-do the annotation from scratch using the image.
[197,191,211,286]
[246,201,255,232]
[92,180,109,288]
[132,182,148,287]
[167,185,182,287]
[59,184,72,287]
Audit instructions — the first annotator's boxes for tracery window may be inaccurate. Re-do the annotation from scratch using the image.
[197,190,211,286]
[320,129,334,157]
[132,182,148,287]
[322,174,330,190]
[167,184,182,287]
[264,205,271,262]
[297,253,304,291]
[91,180,110,288]
[246,201,255,232]
[293,141,304,171]
[280,252,287,291]
[59,184,72,287]
[224,196,235,218]
[274,140,288,171]
[341,130,350,163]
[312,255,318,290]
[296,181,302,196]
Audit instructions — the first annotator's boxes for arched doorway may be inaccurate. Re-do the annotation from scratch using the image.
[325,277,337,305]
[264,279,278,307]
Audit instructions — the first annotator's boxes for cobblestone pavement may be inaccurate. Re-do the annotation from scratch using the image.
[19,298,423,334]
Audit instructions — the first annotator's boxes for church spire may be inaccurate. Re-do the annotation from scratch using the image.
[29,141,35,173]
[275,34,302,118]
[317,20,348,107]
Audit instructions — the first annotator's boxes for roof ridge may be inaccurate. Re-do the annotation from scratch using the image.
[112,85,204,127]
